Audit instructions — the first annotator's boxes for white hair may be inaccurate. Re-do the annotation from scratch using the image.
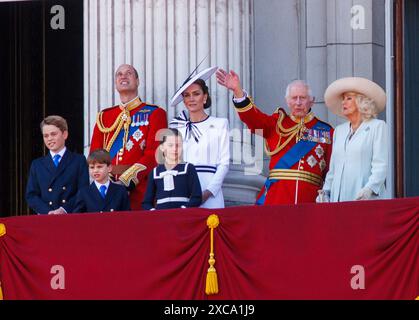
[355,94,379,120]
[285,80,313,100]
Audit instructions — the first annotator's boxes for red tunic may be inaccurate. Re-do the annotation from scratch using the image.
[234,98,333,205]
[90,98,167,209]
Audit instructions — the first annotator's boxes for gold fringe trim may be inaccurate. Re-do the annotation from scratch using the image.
[205,214,220,295]
[119,163,147,187]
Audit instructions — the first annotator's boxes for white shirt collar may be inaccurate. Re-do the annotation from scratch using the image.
[94,180,110,191]
[50,147,66,159]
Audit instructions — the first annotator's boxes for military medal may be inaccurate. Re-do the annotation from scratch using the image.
[133,129,144,142]
[307,155,318,168]
[126,140,134,152]
[315,145,324,158]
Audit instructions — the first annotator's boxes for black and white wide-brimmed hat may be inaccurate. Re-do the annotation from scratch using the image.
[170,66,218,107]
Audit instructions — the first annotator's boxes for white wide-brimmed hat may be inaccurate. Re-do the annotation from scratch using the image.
[324,77,386,117]
[170,66,218,107]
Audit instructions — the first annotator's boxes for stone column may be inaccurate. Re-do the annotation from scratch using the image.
[324,0,386,125]
[84,0,260,206]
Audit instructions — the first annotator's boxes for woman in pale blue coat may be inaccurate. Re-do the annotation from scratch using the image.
[317,77,388,202]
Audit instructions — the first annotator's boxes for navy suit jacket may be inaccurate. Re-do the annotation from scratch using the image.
[25,150,89,214]
[73,182,131,213]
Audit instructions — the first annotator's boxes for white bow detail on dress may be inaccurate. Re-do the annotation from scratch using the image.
[158,170,179,191]
[169,110,203,142]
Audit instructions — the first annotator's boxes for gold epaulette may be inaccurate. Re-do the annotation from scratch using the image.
[144,103,162,109]
[119,163,147,187]
[235,96,255,113]
[315,118,334,130]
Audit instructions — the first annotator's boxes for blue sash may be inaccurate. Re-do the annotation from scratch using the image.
[256,121,325,205]
[109,106,157,159]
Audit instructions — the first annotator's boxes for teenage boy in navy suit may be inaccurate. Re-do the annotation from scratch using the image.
[74,149,130,213]
[26,115,89,214]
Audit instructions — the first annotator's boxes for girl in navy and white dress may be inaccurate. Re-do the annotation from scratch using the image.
[169,67,230,209]
[142,128,202,210]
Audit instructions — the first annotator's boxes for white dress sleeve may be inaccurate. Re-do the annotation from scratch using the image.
[205,118,230,196]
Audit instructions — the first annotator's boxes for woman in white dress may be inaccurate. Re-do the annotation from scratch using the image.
[317,77,388,202]
[169,67,230,208]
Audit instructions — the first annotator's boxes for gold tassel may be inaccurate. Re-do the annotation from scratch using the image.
[205,214,219,295]
[0,223,6,300]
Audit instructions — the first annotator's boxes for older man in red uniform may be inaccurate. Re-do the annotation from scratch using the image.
[90,64,167,209]
[217,69,333,205]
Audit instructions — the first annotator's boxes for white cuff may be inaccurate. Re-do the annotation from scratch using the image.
[232,90,248,103]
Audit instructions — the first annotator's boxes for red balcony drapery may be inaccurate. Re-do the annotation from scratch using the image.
[0,198,417,300]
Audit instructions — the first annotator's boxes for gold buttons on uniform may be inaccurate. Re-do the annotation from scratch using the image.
[119,148,123,161]
[48,188,52,192]
[62,186,66,191]
[49,201,53,206]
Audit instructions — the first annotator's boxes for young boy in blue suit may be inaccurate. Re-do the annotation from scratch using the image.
[74,149,130,213]
[26,115,90,214]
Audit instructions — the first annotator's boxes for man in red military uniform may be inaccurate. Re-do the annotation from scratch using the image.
[90,64,167,209]
[217,69,333,205]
